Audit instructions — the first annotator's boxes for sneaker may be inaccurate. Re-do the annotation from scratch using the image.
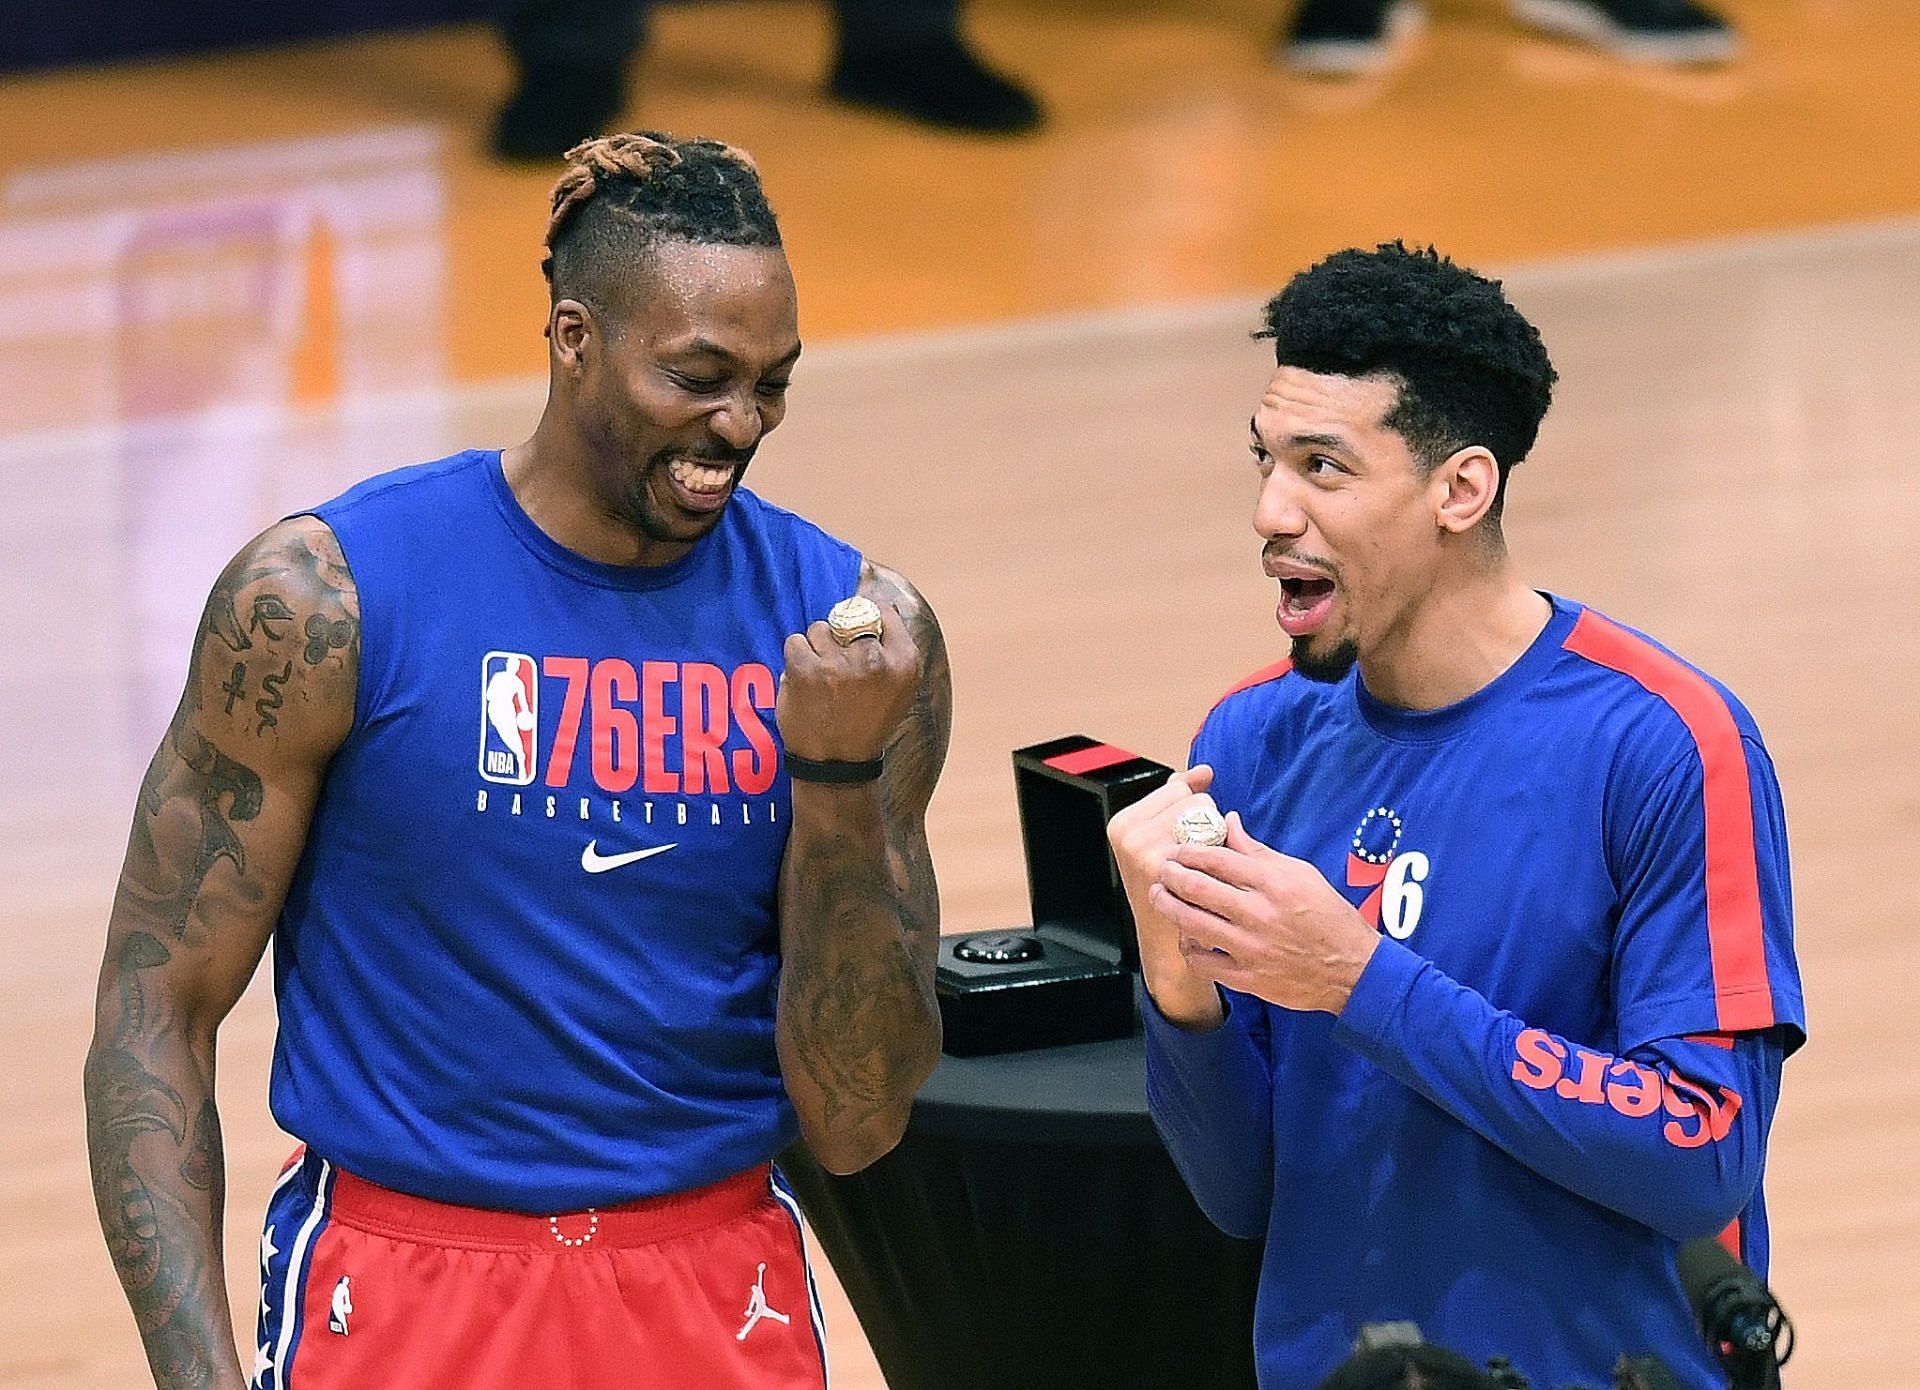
[828,33,1043,134]
[1510,0,1739,63]
[1282,0,1424,76]
[490,64,628,163]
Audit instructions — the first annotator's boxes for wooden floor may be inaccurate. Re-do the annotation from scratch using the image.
[2,2,1918,1387]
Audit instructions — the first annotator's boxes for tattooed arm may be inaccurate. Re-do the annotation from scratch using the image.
[84,517,359,1389]
[774,562,950,1174]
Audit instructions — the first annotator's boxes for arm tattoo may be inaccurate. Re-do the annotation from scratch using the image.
[178,1101,223,1195]
[253,661,291,736]
[782,869,928,1130]
[219,665,247,715]
[303,613,354,665]
[84,929,225,1384]
[122,527,355,947]
[876,574,950,957]
[248,594,293,641]
[777,564,950,1151]
[87,517,358,1387]
[122,724,264,945]
[201,589,251,658]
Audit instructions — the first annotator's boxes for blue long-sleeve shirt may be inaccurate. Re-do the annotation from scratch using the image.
[1145,598,1804,1390]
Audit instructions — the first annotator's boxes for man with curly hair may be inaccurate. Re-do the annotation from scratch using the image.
[84,132,949,1390]
[1109,243,1803,1388]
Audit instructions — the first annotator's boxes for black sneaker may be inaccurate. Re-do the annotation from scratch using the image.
[1282,0,1424,76]
[828,33,1043,135]
[491,64,628,163]
[1510,0,1738,63]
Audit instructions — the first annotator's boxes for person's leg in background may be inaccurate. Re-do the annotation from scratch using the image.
[828,0,1041,135]
[1502,0,1737,65]
[494,0,644,160]
[1276,0,1737,77]
[493,0,1041,161]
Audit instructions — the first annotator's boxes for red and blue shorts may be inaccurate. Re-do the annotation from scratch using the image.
[252,1149,830,1388]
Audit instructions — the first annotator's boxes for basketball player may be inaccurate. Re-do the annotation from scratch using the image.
[84,132,950,1389]
[1108,244,1803,1388]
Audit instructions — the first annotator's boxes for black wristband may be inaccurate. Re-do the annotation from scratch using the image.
[785,752,885,784]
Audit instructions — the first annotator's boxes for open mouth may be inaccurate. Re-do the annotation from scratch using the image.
[662,456,739,514]
[1276,575,1337,638]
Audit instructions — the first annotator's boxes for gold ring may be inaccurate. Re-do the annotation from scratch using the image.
[1173,805,1228,848]
[827,596,884,646]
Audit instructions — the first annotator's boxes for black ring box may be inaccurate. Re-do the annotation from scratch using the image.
[935,735,1174,1057]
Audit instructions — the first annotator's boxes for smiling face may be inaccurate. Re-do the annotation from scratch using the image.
[560,238,801,553]
[1250,365,1461,683]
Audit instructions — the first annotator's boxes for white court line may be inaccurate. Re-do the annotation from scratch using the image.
[2,126,444,211]
[2,210,1916,469]
[798,211,1920,368]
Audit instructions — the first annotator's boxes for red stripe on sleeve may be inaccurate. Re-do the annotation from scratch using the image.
[1192,660,1294,744]
[1044,743,1139,776]
[1216,659,1294,706]
[1562,610,1776,1033]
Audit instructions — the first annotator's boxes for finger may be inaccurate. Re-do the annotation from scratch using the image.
[876,599,915,660]
[784,630,821,671]
[1159,858,1257,921]
[1111,767,1210,832]
[830,599,897,669]
[803,619,836,661]
[1179,934,1239,974]
[1223,810,1272,857]
[1148,879,1244,947]
[1158,789,1224,840]
[1116,790,1222,866]
[1159,764,1211,794]
[1153,768,1207,805]
[1182,946,1256,996]
[1168,841,1265,891]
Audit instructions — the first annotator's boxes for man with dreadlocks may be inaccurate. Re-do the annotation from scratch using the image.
[85,132,948,1389]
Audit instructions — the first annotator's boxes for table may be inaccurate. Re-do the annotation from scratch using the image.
[779,1031,1263,1389]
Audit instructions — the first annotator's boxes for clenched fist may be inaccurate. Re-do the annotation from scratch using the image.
[777,599,921,766]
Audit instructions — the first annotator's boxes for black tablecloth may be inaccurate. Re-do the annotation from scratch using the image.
[779,1033,1262,1390]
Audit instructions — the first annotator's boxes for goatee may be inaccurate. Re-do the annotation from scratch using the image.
[1291,636,1360,684]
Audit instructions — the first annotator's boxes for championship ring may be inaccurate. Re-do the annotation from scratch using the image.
[827,595,885,646]
[1172,804,1228,848]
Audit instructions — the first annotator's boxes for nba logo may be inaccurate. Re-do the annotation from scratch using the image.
[480,651,538,785]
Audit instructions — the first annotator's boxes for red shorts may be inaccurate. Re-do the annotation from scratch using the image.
[253,1149,830,1389]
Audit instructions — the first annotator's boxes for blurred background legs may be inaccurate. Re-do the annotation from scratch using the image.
[494,0,1040,158]
[1278,0,1735,76]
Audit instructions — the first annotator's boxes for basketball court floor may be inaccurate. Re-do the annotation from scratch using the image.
[2,2,1915,1386]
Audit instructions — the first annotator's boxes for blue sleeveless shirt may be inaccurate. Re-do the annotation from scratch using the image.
[270,449,863,1211]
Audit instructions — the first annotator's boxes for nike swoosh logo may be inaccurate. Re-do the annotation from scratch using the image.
[580,839,678,874]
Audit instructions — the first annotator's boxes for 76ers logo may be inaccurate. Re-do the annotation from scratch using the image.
[481,651,539,784]
[475,651,780,796]
[1346,806,1431,941]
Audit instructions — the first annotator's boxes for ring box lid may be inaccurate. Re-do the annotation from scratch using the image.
[1012,735,1174,971]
